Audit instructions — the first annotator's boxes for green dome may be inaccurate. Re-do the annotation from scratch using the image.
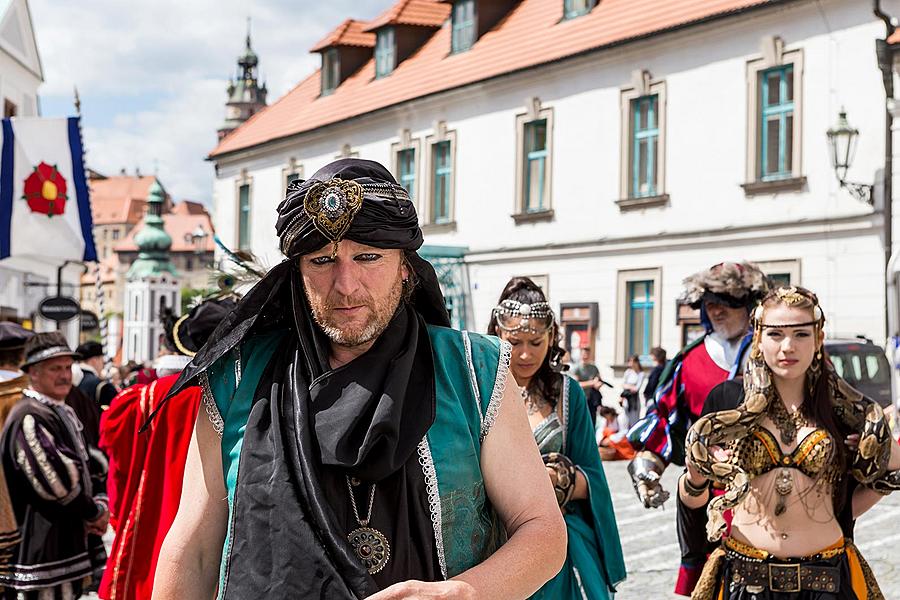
[126,179,178,281]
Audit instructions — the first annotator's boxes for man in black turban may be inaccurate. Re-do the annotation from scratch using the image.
[154,159,566,599]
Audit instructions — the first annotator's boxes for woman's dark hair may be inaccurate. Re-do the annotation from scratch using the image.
[650,347,667,363]
[758,286,851,512]
[627,354,643,373]
[487,277,566,407]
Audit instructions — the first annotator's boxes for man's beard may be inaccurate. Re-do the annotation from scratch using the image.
[308,275,404,348]
[713,319,749,342]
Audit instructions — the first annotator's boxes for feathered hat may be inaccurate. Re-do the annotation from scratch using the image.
[681,261,770,310]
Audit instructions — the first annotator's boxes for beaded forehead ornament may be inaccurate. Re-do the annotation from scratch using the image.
[298,176,411,258]
[492,300,554,335]
[752,286,824,329]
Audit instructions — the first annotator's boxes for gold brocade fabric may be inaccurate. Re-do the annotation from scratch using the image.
[730,427,838,482]
[0,375,27,579]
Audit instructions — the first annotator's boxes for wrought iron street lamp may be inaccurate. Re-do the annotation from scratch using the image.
[826,108,874,204]
[190,225,208,255]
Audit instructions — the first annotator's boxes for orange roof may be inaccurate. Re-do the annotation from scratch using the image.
[115,203,216,254]
[310,19,376,53]
[89,175,156,225]
[212,0,782,158]
[171,200,208,216]
[364,0,450,32]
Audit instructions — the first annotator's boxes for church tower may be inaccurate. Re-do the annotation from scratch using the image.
[218,19,268,140]
[122,180,180,363]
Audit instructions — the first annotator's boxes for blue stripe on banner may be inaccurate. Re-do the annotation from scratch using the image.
[68,117,96,261]
[0,119,14,258]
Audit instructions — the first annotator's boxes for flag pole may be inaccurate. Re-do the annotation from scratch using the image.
[74,87,112,378]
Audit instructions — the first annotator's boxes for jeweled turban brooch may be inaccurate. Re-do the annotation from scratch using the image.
[303,177,365,244]
[493,300,554,334]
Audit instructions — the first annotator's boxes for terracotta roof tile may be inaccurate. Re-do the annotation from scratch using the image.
[364,0,450,32]
[89,175,156,225]
[310,19,377,53]
[211,0,782,158]
[115,204,215,254]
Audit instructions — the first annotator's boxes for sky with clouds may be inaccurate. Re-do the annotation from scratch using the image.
[30,0,387,205]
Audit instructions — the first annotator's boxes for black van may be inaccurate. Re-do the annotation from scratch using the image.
[825,338,893,408]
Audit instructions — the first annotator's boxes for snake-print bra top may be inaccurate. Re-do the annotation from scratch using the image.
[732,427,837,482]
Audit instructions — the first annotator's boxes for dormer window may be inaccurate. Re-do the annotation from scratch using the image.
[375,28,396,78]
[563,0,596,19]
[321,48,341,95]
[451,0,476,53]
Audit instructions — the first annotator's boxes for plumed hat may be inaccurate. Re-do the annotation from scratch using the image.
[681,261,770,309]
[161,298,238,357]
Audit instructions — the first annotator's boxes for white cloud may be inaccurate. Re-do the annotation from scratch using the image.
[28,0,388,204]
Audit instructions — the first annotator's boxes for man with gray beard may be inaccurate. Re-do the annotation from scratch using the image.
[153,159,566,600]
[626,261,769,596]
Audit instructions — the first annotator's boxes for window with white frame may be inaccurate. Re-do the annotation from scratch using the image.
[375,28,396,78]
[745,39,803,188]
[321,48,340,95]
[630,95,659,198]
[515,100,554,217]
[616,268,661,365]
[563,0,596,19]
[755,259,801,287]
[236,173,252,251]
[398,148,416,201]
[619,73,667,206]
[431,141,452,223]
[392,131,421,207]
[451,0,476,53]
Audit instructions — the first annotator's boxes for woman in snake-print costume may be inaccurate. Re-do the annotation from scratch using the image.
[686,286,900,599]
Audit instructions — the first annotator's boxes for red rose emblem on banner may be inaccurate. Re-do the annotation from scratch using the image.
[22,162,68,217]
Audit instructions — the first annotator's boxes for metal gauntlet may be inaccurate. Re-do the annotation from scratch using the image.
[628,450,670,508]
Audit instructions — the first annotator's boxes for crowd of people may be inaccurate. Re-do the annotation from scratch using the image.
[0,158,897,599]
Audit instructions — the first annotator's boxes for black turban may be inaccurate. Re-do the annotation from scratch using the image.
[157,158,450,416]
[276,158,423,258]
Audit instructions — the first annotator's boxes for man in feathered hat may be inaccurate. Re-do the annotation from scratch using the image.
[154,159,566,599]
[98,297,236,600]
[626,261,769,596]
[0,332,109,599]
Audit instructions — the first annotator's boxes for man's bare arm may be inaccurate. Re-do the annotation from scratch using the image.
[154,407,228,599]
[452,376,567,596]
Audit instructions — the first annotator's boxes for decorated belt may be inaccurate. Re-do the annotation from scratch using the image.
[724,537,843,594]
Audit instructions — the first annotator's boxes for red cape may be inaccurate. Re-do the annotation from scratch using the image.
[98,374,200,600]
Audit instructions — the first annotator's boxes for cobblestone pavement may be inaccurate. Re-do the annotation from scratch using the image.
[602,460,900,599]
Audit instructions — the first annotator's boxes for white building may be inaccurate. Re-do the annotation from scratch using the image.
[0,0,81,338]
[208,0,900,376]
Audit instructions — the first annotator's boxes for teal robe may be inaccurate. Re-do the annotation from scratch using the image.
[200,325,510,596]
[531,376,627,600]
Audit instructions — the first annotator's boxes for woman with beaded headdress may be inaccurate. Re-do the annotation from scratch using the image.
[488,277,626,599]
[685,286,900,599]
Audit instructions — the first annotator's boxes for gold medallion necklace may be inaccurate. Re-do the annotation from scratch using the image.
[345,476,391,575]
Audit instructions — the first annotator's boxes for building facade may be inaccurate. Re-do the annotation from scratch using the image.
[208,0,900,375]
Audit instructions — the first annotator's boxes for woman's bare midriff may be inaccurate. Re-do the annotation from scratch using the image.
[730,467,842,558]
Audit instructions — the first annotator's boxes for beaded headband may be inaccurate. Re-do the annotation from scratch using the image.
[492,300,554,335]
[752,286,824,328]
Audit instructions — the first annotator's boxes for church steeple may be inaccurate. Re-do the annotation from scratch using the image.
[218,18,268,141]
[126,180,177,280]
